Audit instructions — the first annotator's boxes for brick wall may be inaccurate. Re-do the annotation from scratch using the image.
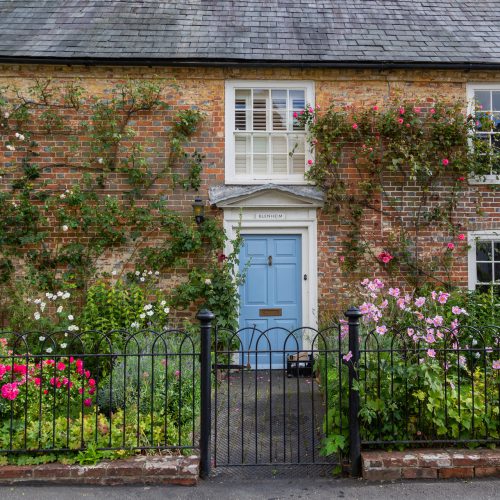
[1,64,499,319]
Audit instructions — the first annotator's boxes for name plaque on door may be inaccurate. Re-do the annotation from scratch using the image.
[259,308,283,317]
[255,212,285,220]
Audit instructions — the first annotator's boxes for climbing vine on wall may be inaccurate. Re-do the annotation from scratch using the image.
[0,78,240,329]
[300,99,499,289]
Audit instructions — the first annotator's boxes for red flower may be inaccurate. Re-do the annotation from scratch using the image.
[447,242,455,250]
[414,107,421,113]
[13,364,27,375]
[378,251,394,264]
[34,377,41,386]
[307,159,313,165]
[84,398,92,407]
[430,108,436,114]
[442,158,449,166]
[352,123,358,130]
[457,176,466,182]
[1,382,19,400]
[56,362,66,371]
[399,107,405,115]
[458,233,465,241]
[88,378,96,387]
[397,118,404,124]
[373,106,379,111]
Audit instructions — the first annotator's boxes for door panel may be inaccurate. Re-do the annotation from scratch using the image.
[239,234,302,368]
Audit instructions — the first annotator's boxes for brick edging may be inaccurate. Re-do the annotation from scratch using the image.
[0,455,199,486]
[362,449,500,481]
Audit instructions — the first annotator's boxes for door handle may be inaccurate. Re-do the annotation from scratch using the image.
[268,255,272,266]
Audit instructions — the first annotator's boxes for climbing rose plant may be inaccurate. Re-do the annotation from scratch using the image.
[299,99,500,289]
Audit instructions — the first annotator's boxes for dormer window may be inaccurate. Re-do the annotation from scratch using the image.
[225,81,314,184]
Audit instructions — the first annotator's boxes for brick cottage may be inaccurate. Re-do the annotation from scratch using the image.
[0,1,499,331]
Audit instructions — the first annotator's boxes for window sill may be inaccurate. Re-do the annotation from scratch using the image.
[468,175,500,185]
[224,177,311,186]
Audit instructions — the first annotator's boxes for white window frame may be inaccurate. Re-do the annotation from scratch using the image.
[225,80,315,185]
[466,83,500,185]
[467,230,500,290]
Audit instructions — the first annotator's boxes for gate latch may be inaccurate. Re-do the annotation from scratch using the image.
[268,255,272,266]
[304,274,308,281]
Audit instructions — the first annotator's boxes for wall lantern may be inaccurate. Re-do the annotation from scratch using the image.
[192,196,205,225]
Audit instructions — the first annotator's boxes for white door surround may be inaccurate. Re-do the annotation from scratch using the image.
[210,185,323,330]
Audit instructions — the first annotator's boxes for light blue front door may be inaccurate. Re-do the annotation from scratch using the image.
[238,234,302,369]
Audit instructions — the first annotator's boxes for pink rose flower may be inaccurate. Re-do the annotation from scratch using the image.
[293,112,298,118]
[442,158,449,166]
[399,107,405,115]
[377,251,393,264]
[307,159,313,165]
[397,118,404,124]
[352,123,358,130]
[447,242,455,250]
[84,398,92,407]
[414,107,421,113]
[430,108,436,114]
[458,233,465,241]
[56,362,66,371]
[373,106,379,111]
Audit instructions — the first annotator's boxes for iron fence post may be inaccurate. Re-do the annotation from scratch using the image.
[345,306,362,477]
[197,309,215,479]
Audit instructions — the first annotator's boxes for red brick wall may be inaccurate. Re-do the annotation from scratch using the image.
[1,64,499,320]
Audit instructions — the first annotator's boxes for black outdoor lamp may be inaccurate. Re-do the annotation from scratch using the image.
[192,196,205,225]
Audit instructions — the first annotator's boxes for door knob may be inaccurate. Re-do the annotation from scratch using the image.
[268,255,272,266]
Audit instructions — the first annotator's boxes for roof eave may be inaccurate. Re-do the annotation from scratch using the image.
[1,55,500,70]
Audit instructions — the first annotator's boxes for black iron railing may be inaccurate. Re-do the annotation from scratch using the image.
[0,327,200,457]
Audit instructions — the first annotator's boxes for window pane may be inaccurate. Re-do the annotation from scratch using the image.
[495,263,500,282]
[271,90,287,109]
[476,284,491,294]
[290,90,305,110]
[475,90,491,111]
[272,155,288,174]
[477,262,492,283]
[253,89,268,131]
[492,91,500,111]
[253,155,267,174]
[289,134,305,154]
[495,242,500,260]
[235,135,250,175]
[253,136,268,154]
[476,241,492,261]
[291,155,306,174]
[272,110,286,131]
[235,89,250,131]
[291,111,305,131]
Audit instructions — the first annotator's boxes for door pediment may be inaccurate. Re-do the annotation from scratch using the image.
[209,184,324,208]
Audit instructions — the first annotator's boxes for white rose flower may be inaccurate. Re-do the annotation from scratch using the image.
[204,278,212,285]
[97,157,104,164]
[111,270,117,276]
[131,322,140,329]
[56,306,63,313]
[60,194,66,199]
[160,300,166,307]
[57,291,63,297]
[148,271,153,275]
[40,302,46,312]
[62,225,69,232]
[34,312,41,320]
[139,313,146,319]
[60,343,67,349]
[163,307,170,314]
[62,292,70,299]
[146,310,154,317]
[4,112,9,118]
[68,314,74,321]
[67,324,79,332]
[135,271,140,276]
[34,299,41,305]
[144,304,152,311]
[39,335,45,341]
[46,347,52,353]
[6,144,15,151]
[46,292,53,299]
[140,277,145,282]
[154,271,160,276]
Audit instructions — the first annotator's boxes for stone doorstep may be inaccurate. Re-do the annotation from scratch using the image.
[362,449,500,481]
[0,455,199,486]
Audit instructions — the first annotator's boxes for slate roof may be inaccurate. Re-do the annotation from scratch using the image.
[0,1,499,66]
